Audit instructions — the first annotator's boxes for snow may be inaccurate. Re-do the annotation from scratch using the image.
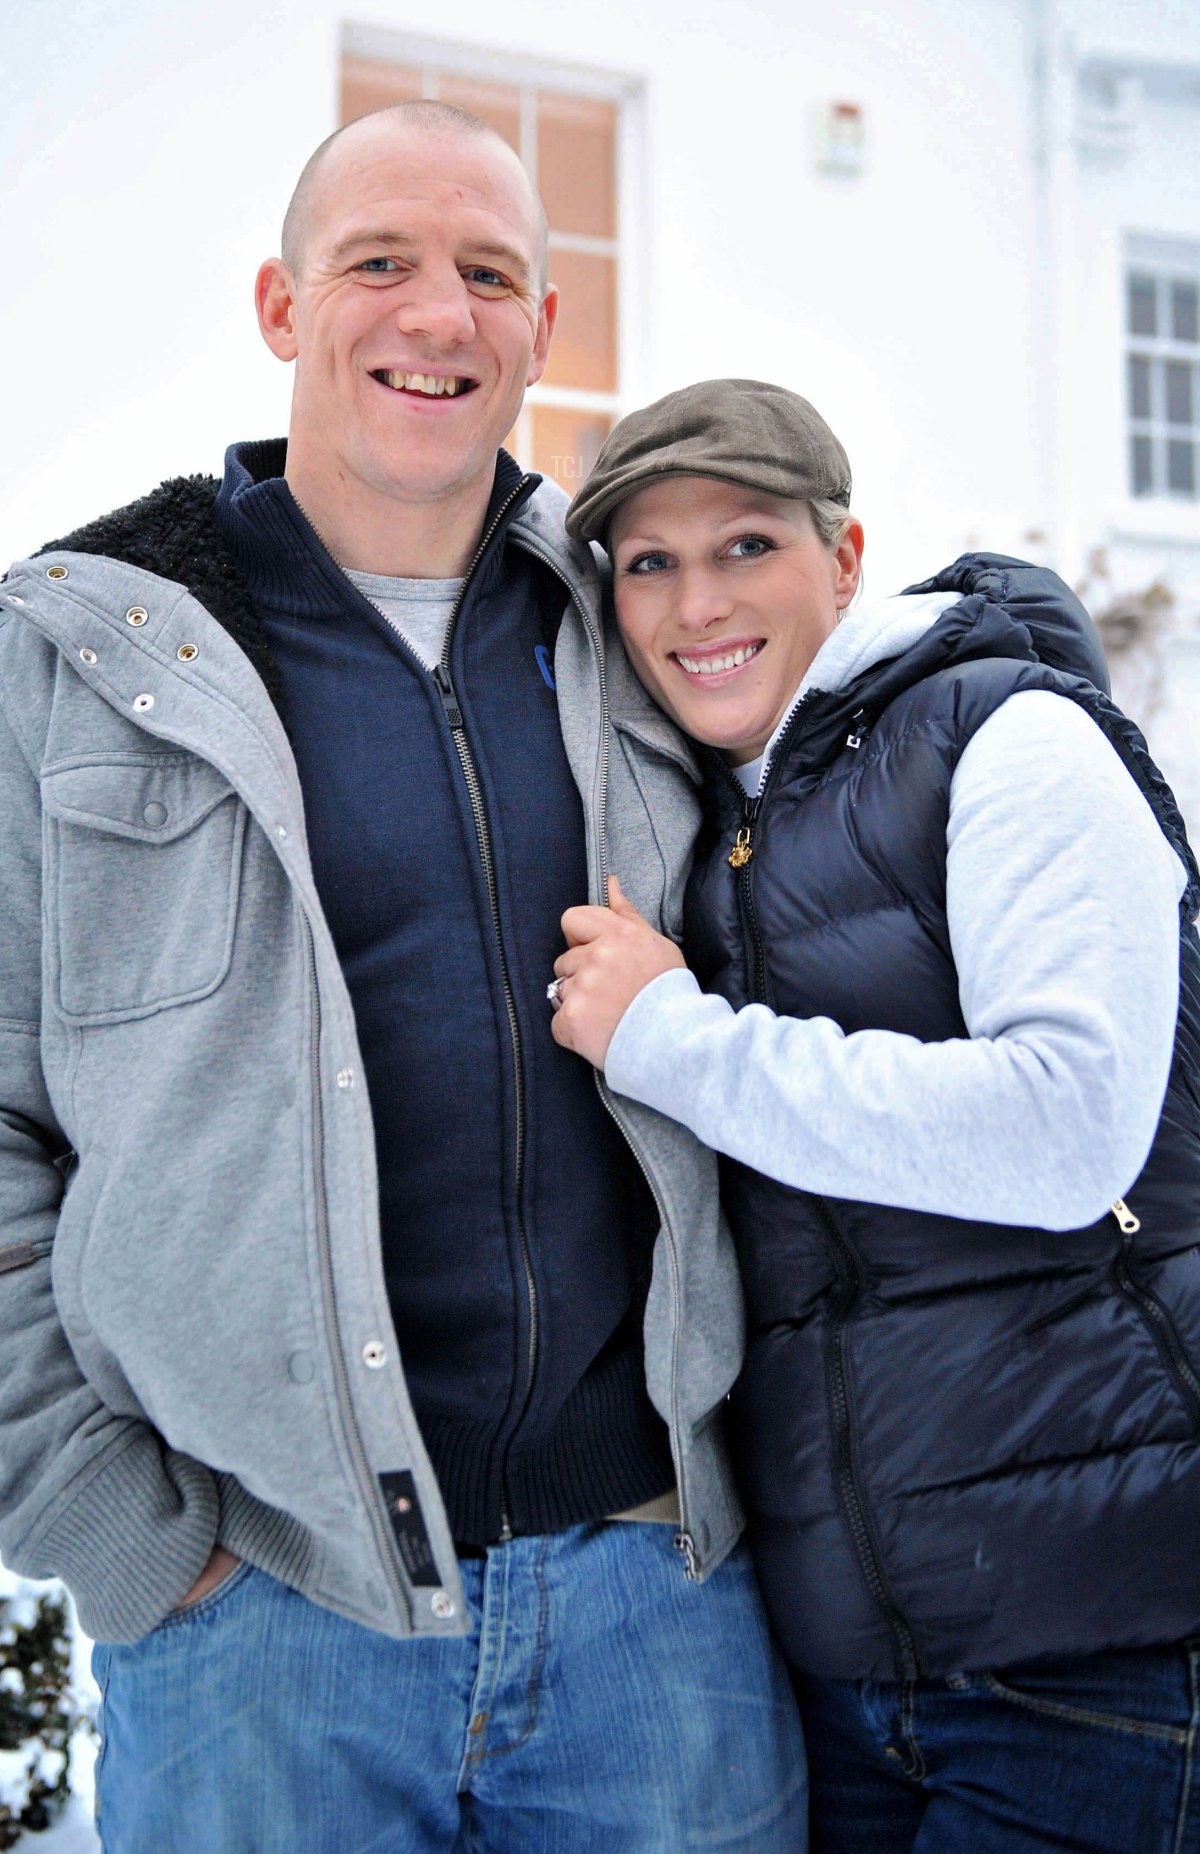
[13,1796,98,1854]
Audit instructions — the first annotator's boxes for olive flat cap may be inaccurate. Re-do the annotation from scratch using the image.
[565,377,852,545]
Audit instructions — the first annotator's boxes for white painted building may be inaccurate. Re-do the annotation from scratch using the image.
[2,0,1197,741]
[1,7,1197,1838]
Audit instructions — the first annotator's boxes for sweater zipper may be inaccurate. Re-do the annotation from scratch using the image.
[423,482,540,1531]
[818,1198,922,1681]
[511,534,700,1578]
[302,920,413,1616]
[1109,1200,1200,1425]
[343,480,538,1535]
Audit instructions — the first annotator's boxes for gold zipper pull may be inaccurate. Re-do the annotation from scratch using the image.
[728,828,753,870]
[1111,1198,1141,1234]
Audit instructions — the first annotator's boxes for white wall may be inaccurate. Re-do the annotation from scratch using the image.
[3,0,1200,611]
[2,0,1045,593]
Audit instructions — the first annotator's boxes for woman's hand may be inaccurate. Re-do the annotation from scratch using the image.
[551,876,686,1068]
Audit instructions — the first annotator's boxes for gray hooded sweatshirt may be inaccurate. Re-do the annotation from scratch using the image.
[0,479,743,1645]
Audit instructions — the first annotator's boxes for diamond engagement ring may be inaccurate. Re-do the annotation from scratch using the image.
[546,977,566,1011]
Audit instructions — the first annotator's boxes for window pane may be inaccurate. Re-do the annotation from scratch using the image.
[436,74,521,153]
[1128,273,1157,338]
[530,406,613,491]
[1127,353,1151,420]
[1172,281,1200,345]
[1131,433,1153,496]
[341,57,423,125]
[541,249,617,392]
[1167,439,1196,495]
[538,93,616,239]
[1165,360,1194,427]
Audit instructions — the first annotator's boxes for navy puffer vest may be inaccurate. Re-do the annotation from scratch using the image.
[683,556,1200,1680]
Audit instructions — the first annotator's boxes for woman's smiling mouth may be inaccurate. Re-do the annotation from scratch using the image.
[673,641,764,679]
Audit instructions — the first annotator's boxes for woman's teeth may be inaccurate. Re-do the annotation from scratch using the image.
[676,643,762,677]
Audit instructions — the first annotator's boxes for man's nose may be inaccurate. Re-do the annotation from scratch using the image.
[393,266,476,345]
[674,565,734,631]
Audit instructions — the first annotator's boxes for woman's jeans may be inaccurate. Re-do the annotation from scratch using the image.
[92,1521,807,1853]
[796,1641,1200,1853]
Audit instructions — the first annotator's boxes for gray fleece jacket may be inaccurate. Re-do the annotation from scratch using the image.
[0,478,742,1645]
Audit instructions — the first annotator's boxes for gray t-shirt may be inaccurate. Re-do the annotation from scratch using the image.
[345,569,466,671]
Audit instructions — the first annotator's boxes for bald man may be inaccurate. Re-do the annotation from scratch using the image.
[0,105,806,1850]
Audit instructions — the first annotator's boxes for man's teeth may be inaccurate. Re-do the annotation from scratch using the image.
[676,643,761,677]
[377,371,467,396]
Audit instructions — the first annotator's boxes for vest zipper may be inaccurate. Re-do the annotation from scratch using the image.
[1111,1198,1139,1234]
[719,743,920,1674]
[817,1198,922,1681]
[510,533,700,1576]
[730,796,768,1004]
[1108,1203,1200,1426]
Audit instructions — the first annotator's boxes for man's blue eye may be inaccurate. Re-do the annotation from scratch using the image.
[468,268,507,288]
[359,258,396,273]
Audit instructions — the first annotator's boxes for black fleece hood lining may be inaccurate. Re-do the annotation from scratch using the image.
[37,476,285,716]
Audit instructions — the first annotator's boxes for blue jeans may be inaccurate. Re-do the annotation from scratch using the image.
[795,1643,1200,1853]
[92,1523,806,1853]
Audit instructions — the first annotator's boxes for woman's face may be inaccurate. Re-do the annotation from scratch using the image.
[610,475,863,765]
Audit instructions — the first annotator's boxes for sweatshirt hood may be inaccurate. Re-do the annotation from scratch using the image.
[731,553,1110,796]
[736,590,960,794]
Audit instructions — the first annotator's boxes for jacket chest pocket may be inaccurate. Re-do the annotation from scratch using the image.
[42,756,247,1024]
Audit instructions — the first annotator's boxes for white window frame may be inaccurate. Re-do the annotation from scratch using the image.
[339,24,649,470]
[1124,232,1200,507]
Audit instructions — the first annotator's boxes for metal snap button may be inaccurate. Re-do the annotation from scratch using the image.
[132,693,155,713]
[79,647,98,666]
[177,643,199,662]
[46,565,68,581]
[431,1592,455,1621]
[142,801,168,828]
[336,1068,355,1090]
[126,607,148,626]
[362,1341,386,1369]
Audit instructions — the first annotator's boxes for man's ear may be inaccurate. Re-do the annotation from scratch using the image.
[526,283,560,387]
[255,258,299,362]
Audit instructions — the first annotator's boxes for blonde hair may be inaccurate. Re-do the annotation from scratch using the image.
[808,496,857,547]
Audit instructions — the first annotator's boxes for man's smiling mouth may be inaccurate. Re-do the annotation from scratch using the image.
[371,370,477,398]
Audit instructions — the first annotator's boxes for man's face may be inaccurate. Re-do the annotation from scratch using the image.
[258,124,556,514]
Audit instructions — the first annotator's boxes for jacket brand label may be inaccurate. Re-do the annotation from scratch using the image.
[378,1471,440,1586]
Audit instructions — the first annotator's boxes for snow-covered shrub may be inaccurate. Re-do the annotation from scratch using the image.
[0,1590,81,1846]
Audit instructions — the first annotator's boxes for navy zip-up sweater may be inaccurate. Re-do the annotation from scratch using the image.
[215,441,672,1545]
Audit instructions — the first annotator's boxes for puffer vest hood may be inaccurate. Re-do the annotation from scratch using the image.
[683,555,1200,1680]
